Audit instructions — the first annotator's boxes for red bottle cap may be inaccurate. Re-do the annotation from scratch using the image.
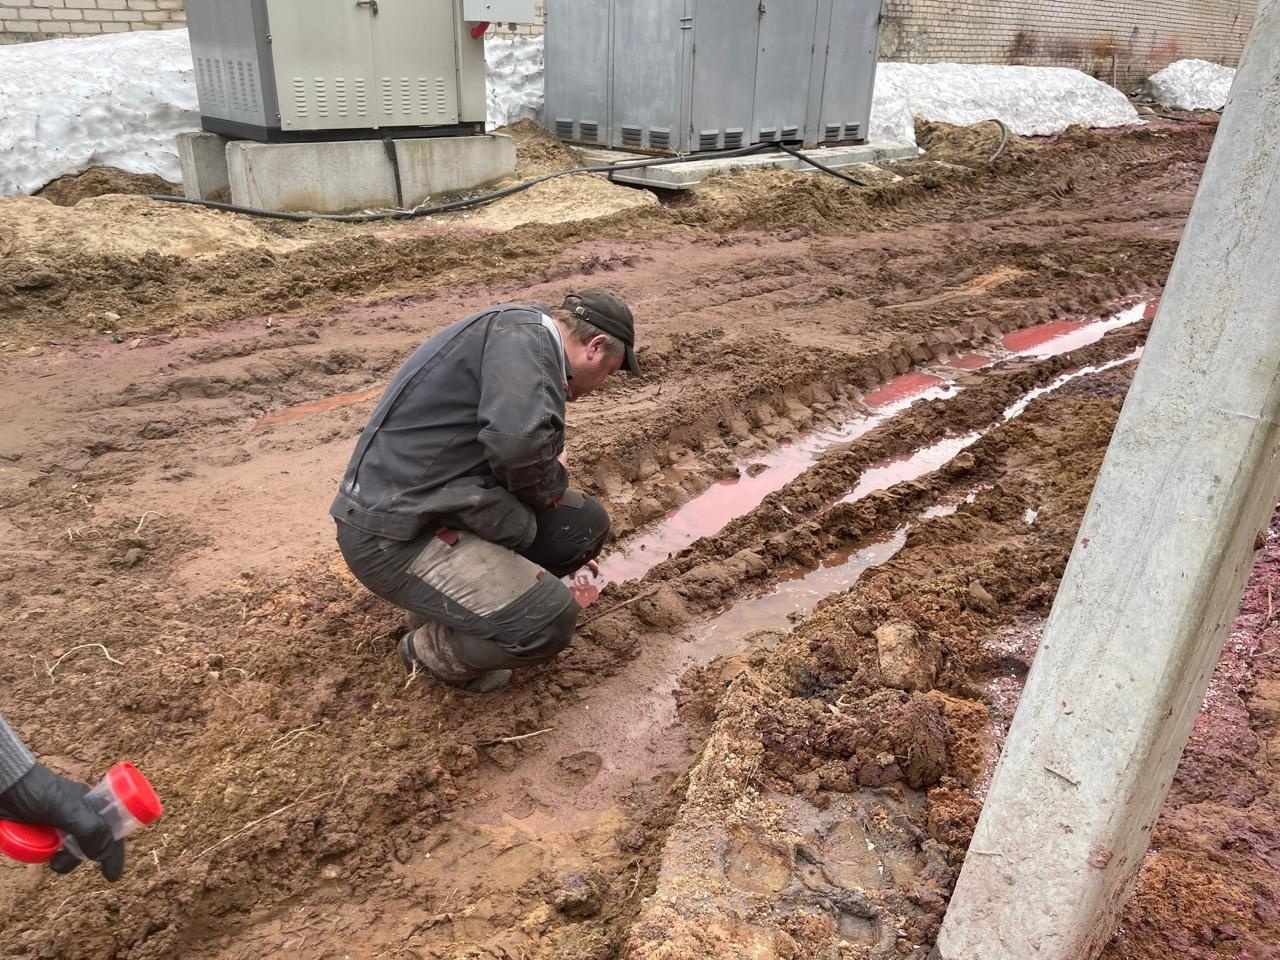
[0,820,61,864]
[106,763,163,825]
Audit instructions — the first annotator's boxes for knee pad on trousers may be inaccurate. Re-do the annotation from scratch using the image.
[499,599,580,664]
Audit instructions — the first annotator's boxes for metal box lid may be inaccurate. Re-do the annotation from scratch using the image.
[463,0,538,22]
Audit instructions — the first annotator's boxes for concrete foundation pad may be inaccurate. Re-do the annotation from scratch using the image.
[177,131,231,201]
[577,141,919,190]
[224,134,516,214]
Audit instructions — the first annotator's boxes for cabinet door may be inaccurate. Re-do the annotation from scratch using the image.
[371,0,461,127]
[752,0,821,144]
[815,0,883,143]
[266,0,376,131]
[545,0,612,146]
[612,0,687,152]
[688,0,758,150]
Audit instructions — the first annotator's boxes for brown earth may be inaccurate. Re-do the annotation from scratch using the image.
[35,167,182,206]
[1,115,1269,959]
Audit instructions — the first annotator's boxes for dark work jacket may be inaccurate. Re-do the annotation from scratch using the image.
[330,304,570,549]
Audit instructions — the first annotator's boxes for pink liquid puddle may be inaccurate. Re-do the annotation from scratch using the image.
[697,530,910,642]
[940,352,999,371]
[862,371,947,407]
[579,371,959,598]
[569,300,1150,607]
[841,433,983,504]
[1000,302,1147,358]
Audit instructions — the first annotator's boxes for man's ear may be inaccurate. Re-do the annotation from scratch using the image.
[588,335,610,358]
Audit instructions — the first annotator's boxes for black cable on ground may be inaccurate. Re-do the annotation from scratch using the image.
[986,118,1011,164]
[145,142,779,223]
[775,142,872,187]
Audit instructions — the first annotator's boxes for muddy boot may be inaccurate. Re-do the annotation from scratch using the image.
[405,611,427,632]
[399,625,512,695]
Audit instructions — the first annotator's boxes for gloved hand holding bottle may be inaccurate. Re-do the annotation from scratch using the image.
[0,713,138,881]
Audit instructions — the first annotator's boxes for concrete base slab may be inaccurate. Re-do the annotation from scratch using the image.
[578,141,919,191]
[224,134,516,214]
[177,131,231,201]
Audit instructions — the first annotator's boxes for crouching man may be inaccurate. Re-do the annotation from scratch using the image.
[331,291,640,694]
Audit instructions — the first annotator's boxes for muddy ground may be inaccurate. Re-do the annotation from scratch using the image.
[2,114,1273,959]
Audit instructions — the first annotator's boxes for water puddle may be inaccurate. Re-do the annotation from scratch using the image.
[840,347,1142,507]
[253,385,383,430]
[1000,301,1148,358]
[572,303,1148,602]
[939,352,999,371]
[581,371,959,594]
[699,531,910,642]
[692,494,978,646]
[841,434,982,504]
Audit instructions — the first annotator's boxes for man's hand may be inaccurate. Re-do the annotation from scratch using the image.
[0,763,125,881]
[557,450,568,469]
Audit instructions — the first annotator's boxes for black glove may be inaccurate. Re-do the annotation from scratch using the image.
[0,763,125,881]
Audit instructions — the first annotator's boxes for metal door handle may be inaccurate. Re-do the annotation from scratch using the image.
[356,0,379,14]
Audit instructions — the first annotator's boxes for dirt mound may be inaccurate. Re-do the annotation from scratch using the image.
[0,121,1216,352]
[498,118,587,177]
[35,166,181,206]
[442,119,661,231]
[915,119,1040,166]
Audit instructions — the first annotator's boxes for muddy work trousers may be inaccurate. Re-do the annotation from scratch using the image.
[336,491,609,673]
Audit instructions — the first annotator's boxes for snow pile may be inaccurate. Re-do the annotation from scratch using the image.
[485,36,544,131]
[1142,59,1235,111]
[0,29,198,196]
[870,62,1140,146]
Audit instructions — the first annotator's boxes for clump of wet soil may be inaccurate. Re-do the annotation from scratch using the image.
[914,118,1040,167]
[35,166,181,206]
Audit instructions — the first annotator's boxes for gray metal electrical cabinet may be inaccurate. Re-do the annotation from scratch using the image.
[185,0,534,141]
[545,0,883,153]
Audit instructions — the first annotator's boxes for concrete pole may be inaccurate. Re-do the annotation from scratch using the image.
[934,5,1280,958]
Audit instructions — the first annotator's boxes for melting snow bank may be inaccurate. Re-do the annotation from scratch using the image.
[0,30,198,196]
[1141,59,1236,112]
[485,36,544,131]
[869,62,1141,145]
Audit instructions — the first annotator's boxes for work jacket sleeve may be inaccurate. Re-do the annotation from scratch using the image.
[0,714,36,794]
[477,321,570,511]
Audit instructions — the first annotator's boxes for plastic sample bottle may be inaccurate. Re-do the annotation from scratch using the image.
[0,762,163,864]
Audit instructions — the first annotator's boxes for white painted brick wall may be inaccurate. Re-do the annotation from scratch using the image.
[1,0,1257,87]
[880,0,1257,87]
[0,0,184,41]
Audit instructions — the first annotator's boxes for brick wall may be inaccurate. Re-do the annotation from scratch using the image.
[881,0,1256,87]
[0,0,185,43]
[488,0,1255,85]
[1,0,1255,88]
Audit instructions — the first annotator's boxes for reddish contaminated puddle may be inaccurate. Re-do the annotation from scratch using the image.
[939,352,999,371]
[572,370,959,603]
[253,386,383,430]
[841,433,982,504]
[698,530,910,642]
[1000,301,1147,358]
[572,301,1149,607]
[861,371,948,407]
